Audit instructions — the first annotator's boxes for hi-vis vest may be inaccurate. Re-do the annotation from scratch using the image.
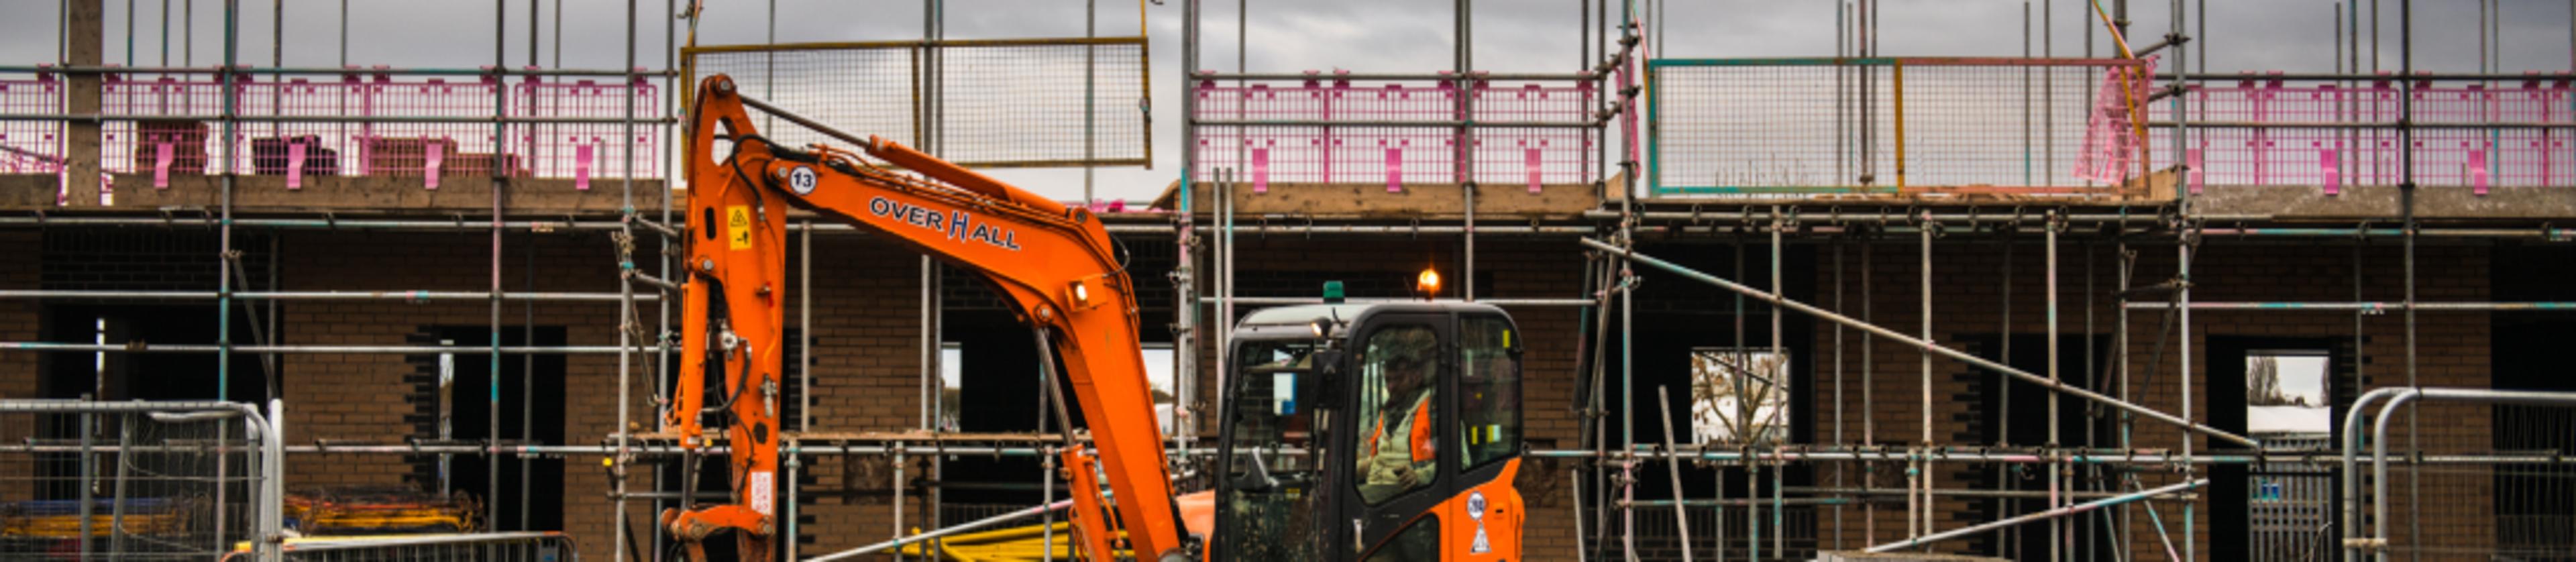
[1364,393,1435,463]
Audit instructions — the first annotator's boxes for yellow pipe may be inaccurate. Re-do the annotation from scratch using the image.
[1892,62,1907,190]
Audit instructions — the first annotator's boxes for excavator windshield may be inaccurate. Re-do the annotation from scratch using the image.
[1217,336,1332,561]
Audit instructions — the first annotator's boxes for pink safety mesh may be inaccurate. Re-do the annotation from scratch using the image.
[2076,56,2157,184]
[2149,74,2575,189]
[1191,77,1597,188]
[2,71,657,182]
[0,74,64,174]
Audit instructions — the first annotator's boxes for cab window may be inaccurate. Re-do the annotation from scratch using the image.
[1354,325,1440,505]
[1459,316,1521,469]
[1221,339,1328,561]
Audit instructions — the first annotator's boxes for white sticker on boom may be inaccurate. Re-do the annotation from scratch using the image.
[749,470,775,515]
[787,166,818,196]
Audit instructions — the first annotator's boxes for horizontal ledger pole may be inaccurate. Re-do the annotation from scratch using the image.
[1866,479,2208,553]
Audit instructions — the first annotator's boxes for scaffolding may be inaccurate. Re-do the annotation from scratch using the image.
[0,0,2573,561]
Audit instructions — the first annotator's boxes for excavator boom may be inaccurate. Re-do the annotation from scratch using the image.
[663,74,1186,561]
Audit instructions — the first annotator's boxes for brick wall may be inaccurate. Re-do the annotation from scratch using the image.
[0,231,40,504]
[272,230,644,543]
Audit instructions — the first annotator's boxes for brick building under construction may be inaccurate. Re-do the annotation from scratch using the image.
[2,1,2574,561]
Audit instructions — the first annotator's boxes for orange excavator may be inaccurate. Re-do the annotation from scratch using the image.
[662,74,1526,561]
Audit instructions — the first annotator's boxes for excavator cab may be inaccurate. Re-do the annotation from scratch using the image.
[1215,302,1525,561]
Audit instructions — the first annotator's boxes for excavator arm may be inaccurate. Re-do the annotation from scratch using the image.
[661,74,1188,561]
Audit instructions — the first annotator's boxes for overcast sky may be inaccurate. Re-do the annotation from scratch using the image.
[5,0,2570,201]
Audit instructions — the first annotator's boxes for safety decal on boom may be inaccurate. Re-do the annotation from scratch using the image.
[749,470,774,515]
[727,206,753,250]
[1468,491,1491,553]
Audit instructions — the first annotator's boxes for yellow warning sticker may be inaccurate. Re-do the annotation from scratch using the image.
[727,205,753,250]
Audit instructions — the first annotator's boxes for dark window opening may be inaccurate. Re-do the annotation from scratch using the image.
[2493,317,2576,557]
[42,304,268,402]
[1966,333,2121,560]
[422,326,568,532]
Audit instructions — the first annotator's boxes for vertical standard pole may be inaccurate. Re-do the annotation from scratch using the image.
[2398,2,2419,559]
[1917,213,1934,544]
[207,0,227,394]
[489,0,508,533]
[109,412,131,557]
[1617,3,1640,558]
[1458,0,1475,301]
[1999,229,2017,559]
[1216,167,1234,452]
[1041,449,1057,561]
[1179,0,1200,467]
[77,404,94,559]
[893,443,908,562]
[614,0,642,554]
[2115,242,2133,561]
[1770,209,1785,560]
[791,217,809,560]
[2178,238,2196,562]
[657,0,676,556]
[1726,238,1741,562]
[1862,238,1875,546]
[1621,243,1636,562]
[522,209,535,532]
[213,1,235,548]
[2046,212,2063,562]
[1832,239,1845,550]
[920,256,936,432]
[2167,0,2199,556]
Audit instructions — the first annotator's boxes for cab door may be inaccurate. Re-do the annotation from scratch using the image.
[1444,313,1525,561]
[1335,313,1454,561]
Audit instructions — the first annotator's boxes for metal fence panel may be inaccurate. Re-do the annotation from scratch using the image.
[1647,58,2147,198]
[249,531,576,561]
[0,400,281,561]
[2249,433,2334,561]
[685,38,1150,168]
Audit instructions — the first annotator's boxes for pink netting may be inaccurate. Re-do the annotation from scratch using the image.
[1191,77,1597,188]
[2076,56,2157,184]
[2151,74,2576,190]
[0,70,658,182]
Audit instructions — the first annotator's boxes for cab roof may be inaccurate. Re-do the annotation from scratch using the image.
[1234,301,1509,331]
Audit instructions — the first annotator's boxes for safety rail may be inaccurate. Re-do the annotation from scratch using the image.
[1188,74,1600,190]
[2150,73,2576,194]
[0,70,659,184]
[2341,388,2576,561]
[225,531,576,561]
[0,400,284,561]
[1646,57,2153,198]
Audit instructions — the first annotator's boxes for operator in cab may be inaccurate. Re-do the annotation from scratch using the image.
[1357,327,1438,498]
